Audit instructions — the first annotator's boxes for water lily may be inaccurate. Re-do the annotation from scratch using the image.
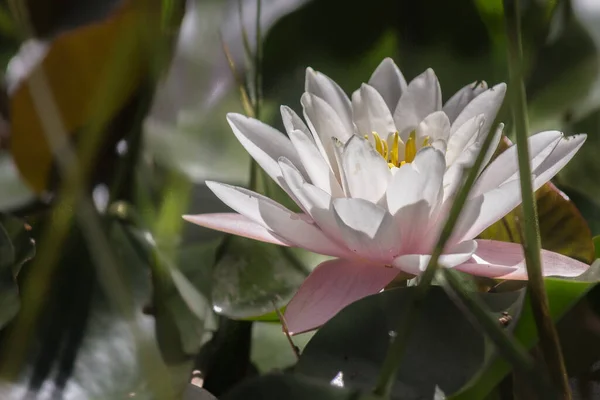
[184,58,588,334]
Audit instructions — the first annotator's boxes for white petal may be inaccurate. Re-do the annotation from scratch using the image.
[205,181,352,258]
[442,81,488,123]
[387,148,445,252]
[416,111,451,144]
[288,129,344,197]
[302,92,353,176]
[452,179,522,243]
[387,147,445,214]
[386,163,422,215]
[278,158,345,242]
[281,105,312,139]
[331,136,350,195]
[305,67,354,134]
[393,69,442,139]
[451,83,506,142]
[368,57,407,113]
[532,133,586,188]
[391,240,477,275]
[226,113,306,183]
[352,83,397,136]
[471,130,562,198]
[442,162,464,203]
[479,123,504,171]
[411,147,446,208]
[333,198,401,262]
[342,135,391,203]
[446,115,485,166]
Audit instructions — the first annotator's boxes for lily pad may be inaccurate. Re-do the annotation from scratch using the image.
[211,236,307,319]
[295,286,523,399]
[221,373,361,400]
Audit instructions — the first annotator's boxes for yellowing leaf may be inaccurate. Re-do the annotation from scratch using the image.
[10,1,157,193]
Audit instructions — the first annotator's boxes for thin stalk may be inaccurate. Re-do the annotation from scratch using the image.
[254,0,263,119]
[272,300,300,360]
[373,120,502,397]
[503,0,570,398]
[237,0,255,104]
[441,269,557,399]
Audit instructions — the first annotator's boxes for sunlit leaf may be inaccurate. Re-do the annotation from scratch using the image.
[478,137,595,264]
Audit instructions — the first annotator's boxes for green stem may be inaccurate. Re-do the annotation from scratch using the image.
[503,1,570,398]
[254,0,263,120]
[373,123,502,397]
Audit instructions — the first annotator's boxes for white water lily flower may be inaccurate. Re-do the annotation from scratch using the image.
[184,58,588,334]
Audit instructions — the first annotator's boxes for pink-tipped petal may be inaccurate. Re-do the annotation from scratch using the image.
[284,258,399,334]
[182,213,290,246]
[455,239,590,280]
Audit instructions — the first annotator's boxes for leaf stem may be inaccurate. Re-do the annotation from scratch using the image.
[503,0,571,398]
[373,122,502,397]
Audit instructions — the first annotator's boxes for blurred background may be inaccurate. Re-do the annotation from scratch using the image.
[0,0,599,398]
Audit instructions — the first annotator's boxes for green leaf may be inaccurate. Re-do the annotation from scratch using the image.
[221,374,361,400]
[211,236,306,319]
[450,265,600,399]
[0,215,34,329]
[251,323,314,373]
[295,287,523,399]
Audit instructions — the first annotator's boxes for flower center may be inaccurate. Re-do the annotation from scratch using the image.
[369,131,430,168]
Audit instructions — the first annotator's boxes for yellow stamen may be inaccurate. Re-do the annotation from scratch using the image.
[382,139,388,160]
[373,132,383,155]
[390,132,399,166]
[405,131,417,163]
[422,136,430,147]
